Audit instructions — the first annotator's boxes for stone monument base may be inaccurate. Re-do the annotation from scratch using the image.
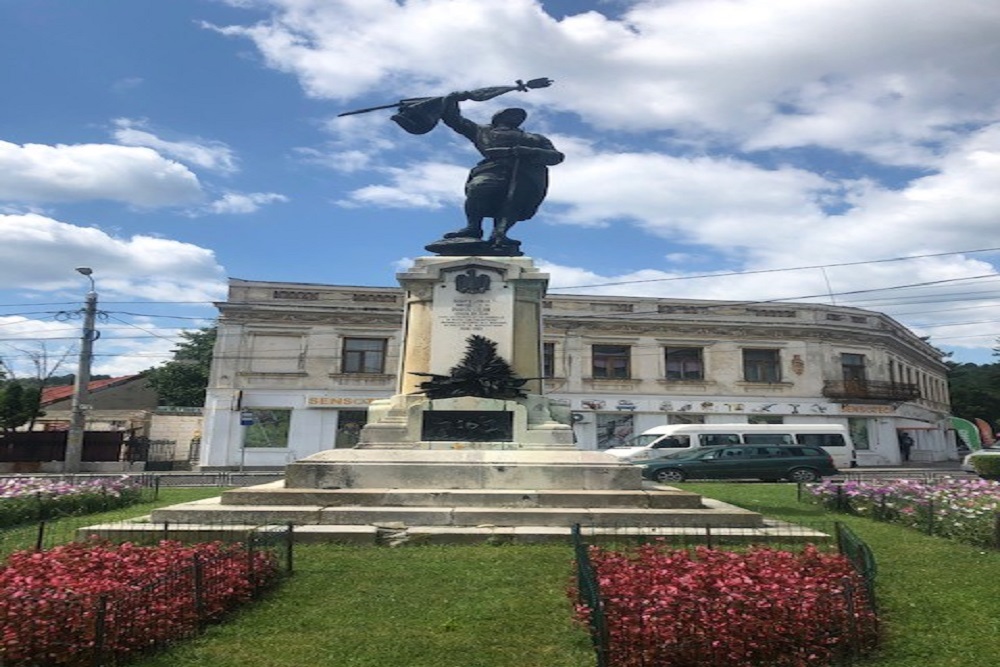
[284,448,639,490]
[128,445,792,546]
[359,395,575,450]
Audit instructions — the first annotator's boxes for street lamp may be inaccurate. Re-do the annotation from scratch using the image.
[64,267,99,473]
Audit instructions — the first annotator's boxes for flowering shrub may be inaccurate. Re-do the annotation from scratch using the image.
[0,539,281,666]
[808,478,1000,547]
[0,476,143,528]
[574,544,878,667]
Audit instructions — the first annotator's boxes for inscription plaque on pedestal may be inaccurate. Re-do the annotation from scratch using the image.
[429,266,513,375]
[421,411,514,442]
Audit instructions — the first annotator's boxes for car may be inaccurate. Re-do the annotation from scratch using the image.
[640,444,840,484]
[961,448,1000,474]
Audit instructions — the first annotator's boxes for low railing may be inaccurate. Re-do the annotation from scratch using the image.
[822,380,920,401]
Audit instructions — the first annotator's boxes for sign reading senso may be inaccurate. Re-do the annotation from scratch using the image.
[306,397,379,407]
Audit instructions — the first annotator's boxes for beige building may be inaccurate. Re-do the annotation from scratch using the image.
[198,278,952,469]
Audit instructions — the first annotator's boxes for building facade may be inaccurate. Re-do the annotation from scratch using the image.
[199,278,953,469]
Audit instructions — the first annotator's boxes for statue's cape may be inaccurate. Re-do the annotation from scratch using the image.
[391,97,447,135]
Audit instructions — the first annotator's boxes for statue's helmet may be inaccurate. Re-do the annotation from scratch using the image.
[491,108,527,127]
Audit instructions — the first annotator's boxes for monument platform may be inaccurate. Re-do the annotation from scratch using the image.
[133,477,772,545]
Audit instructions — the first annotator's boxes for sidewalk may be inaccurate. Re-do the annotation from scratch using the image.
[852,460,963,472]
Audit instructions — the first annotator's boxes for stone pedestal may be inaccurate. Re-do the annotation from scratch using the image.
[357,255,573,450]
[396,255,548,395]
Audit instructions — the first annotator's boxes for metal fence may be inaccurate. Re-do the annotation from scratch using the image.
[0,523,293,667]
[810,481,1000,550]
[0,471,285,489]
[571,521,879,667]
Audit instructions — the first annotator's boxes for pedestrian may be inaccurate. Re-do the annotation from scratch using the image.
[898,431,914,462]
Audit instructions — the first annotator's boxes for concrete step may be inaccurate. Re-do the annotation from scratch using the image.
[148,495,764,528]
[220,481,705,509]
[79,517,828,547]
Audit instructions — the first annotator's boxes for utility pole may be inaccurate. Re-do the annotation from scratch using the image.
[64,267,98,473]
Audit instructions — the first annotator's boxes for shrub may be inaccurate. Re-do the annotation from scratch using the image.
[0,477,143,528]
[807,478,1000,547]
[971,455,1000,479]
[0,539,281,666]
[574,543,878,666]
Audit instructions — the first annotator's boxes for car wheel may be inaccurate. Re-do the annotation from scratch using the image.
[654,468,686,483]
[787,467,820,483]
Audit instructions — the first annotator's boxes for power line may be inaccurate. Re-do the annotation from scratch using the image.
[546,246,1000,291]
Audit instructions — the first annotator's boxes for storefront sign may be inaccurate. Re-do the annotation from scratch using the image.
[839,404,895,415]
[306,397,378,407]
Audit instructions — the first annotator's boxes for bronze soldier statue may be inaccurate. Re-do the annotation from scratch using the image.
[340,78,563,256]
[438,93,564,254]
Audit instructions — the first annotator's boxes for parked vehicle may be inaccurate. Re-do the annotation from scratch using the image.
[641,444,840,484]
[606,423,856,469]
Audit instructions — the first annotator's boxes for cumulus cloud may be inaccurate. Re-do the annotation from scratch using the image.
[337,162,466,209]
[214,0,1000,164]
[113,118,239,174]
[205,191,290,214]
[0,140,203,207]
[0,213,227,303]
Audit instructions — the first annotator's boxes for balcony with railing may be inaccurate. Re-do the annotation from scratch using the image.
[822,380,921,402]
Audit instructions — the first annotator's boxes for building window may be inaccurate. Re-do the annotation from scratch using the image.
[342,337,387,374]
[542,342,556,378]
[665,347,704,380]
[742,348,781,382]
[841,353,867,383]
[243,409,292,448]
[592,345,630,379]
[748,415,784,425]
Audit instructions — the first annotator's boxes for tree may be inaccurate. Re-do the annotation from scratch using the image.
[0,381,44,433]
[946,361,1000,424]
[144,327,217,407]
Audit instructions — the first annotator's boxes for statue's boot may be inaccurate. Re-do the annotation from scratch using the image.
[444,225,483,239]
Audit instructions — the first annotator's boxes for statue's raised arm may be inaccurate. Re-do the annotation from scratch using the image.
[339,78,561,256]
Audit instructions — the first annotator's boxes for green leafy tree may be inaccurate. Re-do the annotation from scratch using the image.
[144,327,217,407]
[0,381,44,432]
[946,361,1000,424]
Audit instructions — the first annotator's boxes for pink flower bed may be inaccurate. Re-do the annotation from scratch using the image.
[575,544,879,666]
[0,540,281,666]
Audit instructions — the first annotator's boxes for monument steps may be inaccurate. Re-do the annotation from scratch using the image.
[112,481,780,546]
[218,481,705,509]
[81,513,828,547]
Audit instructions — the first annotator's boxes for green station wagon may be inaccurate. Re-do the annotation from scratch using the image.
[641,444,840,484]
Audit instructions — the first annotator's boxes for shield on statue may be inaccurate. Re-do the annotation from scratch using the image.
[391,97,447,135]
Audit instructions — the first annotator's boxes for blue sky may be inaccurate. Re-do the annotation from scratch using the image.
[2,0,1000,378]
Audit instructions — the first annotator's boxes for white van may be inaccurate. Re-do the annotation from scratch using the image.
[606,423,856,469]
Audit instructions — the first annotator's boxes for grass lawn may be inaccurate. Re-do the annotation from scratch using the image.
[9,484,1000,666]
[0,487,230,558]
[133,543,595,667]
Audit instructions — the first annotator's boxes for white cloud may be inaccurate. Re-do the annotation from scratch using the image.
[205,191,289,214]
[0,140,203,207]
[338,163,466,209]
[113,118,239,174]
[214,0,1000,165]
[0,213,227,303]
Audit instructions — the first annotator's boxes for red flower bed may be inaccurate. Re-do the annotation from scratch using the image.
[576,544,878,666]
[0,540,280,666]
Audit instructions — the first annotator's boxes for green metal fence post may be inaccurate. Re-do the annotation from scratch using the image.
[286,523,295,575]
[192,555,205,627]
[91,594,109,667]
